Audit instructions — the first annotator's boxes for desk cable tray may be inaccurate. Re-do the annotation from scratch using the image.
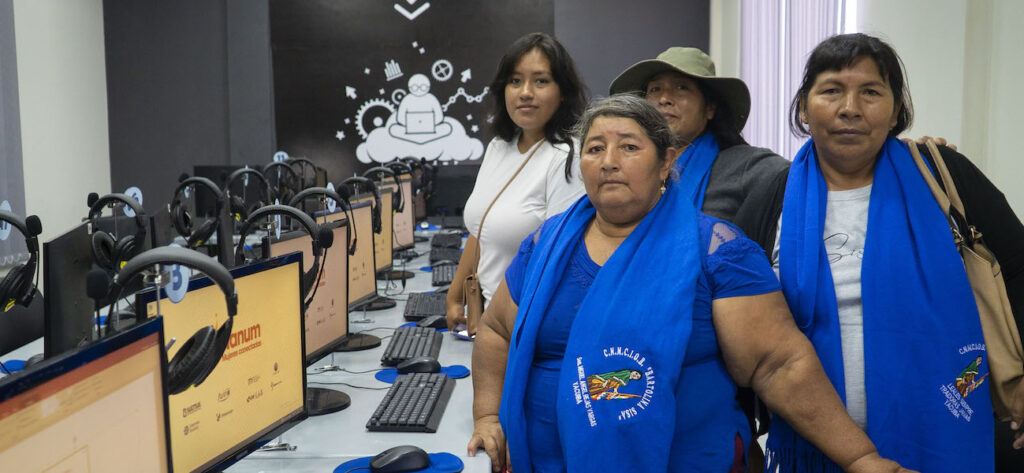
[381,326,443,366]
[367,372,455,433]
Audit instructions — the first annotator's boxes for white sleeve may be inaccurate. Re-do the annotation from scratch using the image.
[544,143,586,219]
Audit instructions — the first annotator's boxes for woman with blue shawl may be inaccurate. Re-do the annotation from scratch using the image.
[466,94,913,473]
[733,33,1024,472]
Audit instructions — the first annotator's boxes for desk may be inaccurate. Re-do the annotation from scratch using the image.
[226,234,489,472]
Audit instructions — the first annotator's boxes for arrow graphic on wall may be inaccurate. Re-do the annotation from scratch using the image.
[394,2,430,20]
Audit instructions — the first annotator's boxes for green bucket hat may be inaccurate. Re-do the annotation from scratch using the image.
[609,47,751,133]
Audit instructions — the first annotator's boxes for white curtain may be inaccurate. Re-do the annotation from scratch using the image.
[740,0,846,160]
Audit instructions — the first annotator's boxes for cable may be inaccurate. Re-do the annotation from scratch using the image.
[0,359,10,375]
[343,466,371,473]
[305,247,328,307]
[309,382,390,391]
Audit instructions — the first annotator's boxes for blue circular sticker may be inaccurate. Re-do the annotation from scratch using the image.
[165,243,191,304]
[0,200,11,241]
[325,182,338,213]
[123,187,143,217]
[273,151,289,163]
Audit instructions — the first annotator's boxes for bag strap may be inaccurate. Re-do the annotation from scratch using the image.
[908,140,966,244]
[471,139,546,271]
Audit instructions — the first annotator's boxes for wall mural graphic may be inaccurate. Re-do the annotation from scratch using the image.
[270,0,553,179]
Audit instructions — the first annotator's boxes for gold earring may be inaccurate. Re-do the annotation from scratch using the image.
[660,179,667,194]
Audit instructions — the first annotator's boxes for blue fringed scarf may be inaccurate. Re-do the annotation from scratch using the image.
[768,137,993,472]
[675,132,719,210]
[499,179,710,472]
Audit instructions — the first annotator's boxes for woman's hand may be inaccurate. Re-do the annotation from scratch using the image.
[845,452,918,473]
[468,414,507,472]
[445,296,467,331]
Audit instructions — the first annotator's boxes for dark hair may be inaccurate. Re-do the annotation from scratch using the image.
[790,33,913,137]
[691,81,747,149]
[573,94,681,169]
[489,32,588,181]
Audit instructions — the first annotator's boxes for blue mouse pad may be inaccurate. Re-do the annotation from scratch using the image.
[374,365,470,384]
[0,359,26,374]
[399,322,448,332]
[420,266,433,272]
[334,452,463,473]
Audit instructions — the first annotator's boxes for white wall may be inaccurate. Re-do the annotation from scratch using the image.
[14,0,111,243]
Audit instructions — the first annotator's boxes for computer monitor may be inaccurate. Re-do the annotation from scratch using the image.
[42,222,95,357]
[268,221,349,363]
[136,253,306,473]
[380,174,415,251]
[325,199,376,310]
[0,317,172,472]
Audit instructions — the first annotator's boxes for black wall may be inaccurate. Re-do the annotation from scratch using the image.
[103,0,708,216]
[104,0,275,210]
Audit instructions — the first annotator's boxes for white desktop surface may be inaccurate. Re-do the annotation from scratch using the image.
[225,232,488,472]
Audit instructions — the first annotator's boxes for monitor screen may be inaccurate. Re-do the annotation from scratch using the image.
[380,175,414,251]
[369,190,393,273]
[269,221,349,363]
[325,199,376,309]
[137,254,306,473]
[0,317,171,473]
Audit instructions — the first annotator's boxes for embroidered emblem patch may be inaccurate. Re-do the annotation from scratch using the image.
[572,346,656,427]
[938,344,988,422]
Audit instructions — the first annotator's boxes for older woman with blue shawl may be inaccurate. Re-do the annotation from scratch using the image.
[734,33,1024,472]
[466,95,912,473]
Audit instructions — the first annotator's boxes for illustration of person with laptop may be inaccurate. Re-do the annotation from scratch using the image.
[389,73,452,144]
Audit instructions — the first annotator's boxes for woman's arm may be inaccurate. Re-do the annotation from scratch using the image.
[467,281,518,472]
[445,234,480,330]
[713,292,915,473]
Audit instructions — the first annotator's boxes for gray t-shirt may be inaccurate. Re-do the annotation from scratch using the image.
[702,144,790,222]
[772,184,871,428]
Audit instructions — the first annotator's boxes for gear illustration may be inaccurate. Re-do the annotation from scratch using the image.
[354,98,396,140]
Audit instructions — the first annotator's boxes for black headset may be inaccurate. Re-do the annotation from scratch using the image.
[263,162,301,204]
[0,211,41,312]
[109,246,238,395]
[287,157,319,189]
[364,166,404,213]
[223,167,271,222]
[170,176,224,249]
[87,193,148,271]
[341,176,382,234]
[234,204,324,302]
[289,187,357,256]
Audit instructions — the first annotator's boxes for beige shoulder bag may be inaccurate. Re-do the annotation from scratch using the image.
[909,140,1024,420]
[463,139,544,336]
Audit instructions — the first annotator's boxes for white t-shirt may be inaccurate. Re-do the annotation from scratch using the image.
[463,136,585,303]
[772,184,871,429]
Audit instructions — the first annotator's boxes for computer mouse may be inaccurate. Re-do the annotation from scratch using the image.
[369,445,431,473]
[396,356,441,374]
[417,315,447,329]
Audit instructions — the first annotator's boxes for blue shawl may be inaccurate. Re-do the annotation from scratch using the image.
[674,132,719,210]
[767,137,993,472]
[499,178,716,472]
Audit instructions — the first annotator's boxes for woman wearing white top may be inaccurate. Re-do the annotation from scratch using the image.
[446,33,588,330]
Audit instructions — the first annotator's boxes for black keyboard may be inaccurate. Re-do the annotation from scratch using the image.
[431,263,456,286]
[381,326,443,366]
[429,247,461,264]
[431,232,462,249]
[403,293,447,321]
[366,372,455,433]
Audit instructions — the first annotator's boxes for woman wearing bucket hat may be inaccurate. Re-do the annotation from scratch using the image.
[609,47,790,222]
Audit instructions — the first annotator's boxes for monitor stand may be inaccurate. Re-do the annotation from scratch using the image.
[306,387,350,416]
[335,332,382,352]
[414,235,428,243]
[377,269,414,281]
[359,296,396,311]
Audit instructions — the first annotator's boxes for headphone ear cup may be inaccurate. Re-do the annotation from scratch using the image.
[187,219,218,248]
[0,264,26,311]
[92,232,116,270]
[193,316,233,387]
[172,203,191,236]
[230,195,247,222]
[112,235,137,270]
[166,325,218,395]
